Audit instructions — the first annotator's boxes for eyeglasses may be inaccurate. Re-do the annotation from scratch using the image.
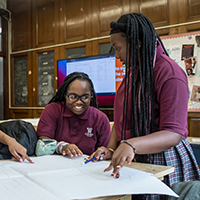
[66,94,93,103]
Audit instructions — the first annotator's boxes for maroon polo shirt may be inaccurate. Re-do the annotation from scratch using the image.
[114,41,189,141]
[37,102,111,155]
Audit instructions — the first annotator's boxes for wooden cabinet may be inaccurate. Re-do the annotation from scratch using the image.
[32,0,59,48]
[91,0,129,37]
[187,112,200,137]
[99,105,114,122]
[9,48,59,118]
[59,0,91,43]
[177,0,200,33]
[8,0,32,52]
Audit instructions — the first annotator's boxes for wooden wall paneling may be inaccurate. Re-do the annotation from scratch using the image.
[8,0,32,52]
[33,109,44,118]
[176,0,189,33]
[59,46,67,61]
[139,0,169,26]
[187,0,200,19]
[130,0,140,13]
[10,53,31,107]
[1,16,9,119]
[59,0,92,44]
[188,112,200,137]
[9,109,33,119]
[91,0,130,37]
[0,16,7,56]
[131,0,170,36]
[91,38,111,55]
[167,0,179,35]
[32,0,59,48]
[177,0,200,33]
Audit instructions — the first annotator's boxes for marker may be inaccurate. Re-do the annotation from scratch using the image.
[82,154,104,165]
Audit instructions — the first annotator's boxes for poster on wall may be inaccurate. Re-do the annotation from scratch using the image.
[161,32,200,108]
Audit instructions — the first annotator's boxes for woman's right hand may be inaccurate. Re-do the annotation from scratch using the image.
[86,146,113,162]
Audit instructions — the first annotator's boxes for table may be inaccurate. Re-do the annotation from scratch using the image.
[1,155,175,200]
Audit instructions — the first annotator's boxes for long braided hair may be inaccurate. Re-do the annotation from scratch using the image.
[110,13,168,163]
[49,72,98,108]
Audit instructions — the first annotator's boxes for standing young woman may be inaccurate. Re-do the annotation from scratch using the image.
[88,13,200,198]
[37,72,111,157]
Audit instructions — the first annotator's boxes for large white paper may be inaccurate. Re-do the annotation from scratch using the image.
[9,155,89,176]
[0,165,22,179]
[0,155,178,200]
[0,177,58,200]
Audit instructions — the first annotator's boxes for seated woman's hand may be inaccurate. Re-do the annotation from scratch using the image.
[62,144,83,157]
[7,138,34,163]
[86,146,113,162]
[104,142,135,178]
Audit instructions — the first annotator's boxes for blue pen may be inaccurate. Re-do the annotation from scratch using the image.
[83,154,104,165]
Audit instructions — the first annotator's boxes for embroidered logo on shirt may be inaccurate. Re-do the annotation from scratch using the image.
[85,127,93,137]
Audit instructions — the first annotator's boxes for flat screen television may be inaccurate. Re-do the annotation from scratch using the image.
[57,54,124,105]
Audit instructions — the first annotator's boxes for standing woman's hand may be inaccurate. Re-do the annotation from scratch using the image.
[86,146,113,162]
[104,141,135,178]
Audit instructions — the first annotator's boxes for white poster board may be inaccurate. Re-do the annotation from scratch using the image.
[161,31,200,109]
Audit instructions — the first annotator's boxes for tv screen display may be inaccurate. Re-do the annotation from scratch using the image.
[57,54,124,105]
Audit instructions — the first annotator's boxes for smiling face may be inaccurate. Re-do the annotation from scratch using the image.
[110,32,128,66]
[65,79,91,115]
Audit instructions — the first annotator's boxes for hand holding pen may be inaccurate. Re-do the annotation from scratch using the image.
[85,146,114,164]
[90,146,114,161]
[83,153,104,165]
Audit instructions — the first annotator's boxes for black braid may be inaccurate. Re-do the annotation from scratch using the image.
[49,72,98,108]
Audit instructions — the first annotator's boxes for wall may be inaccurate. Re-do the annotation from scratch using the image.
[4,0,200,120]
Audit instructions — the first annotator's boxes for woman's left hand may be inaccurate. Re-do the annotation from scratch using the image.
[104,142,135,178]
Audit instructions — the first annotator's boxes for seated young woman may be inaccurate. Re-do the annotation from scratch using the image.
[36,72,111,157]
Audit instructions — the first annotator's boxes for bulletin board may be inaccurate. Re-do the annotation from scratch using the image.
[161,31,200,110]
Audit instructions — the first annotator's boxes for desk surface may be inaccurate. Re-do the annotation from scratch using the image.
[187,136,200,144]
[126,162,174,180]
